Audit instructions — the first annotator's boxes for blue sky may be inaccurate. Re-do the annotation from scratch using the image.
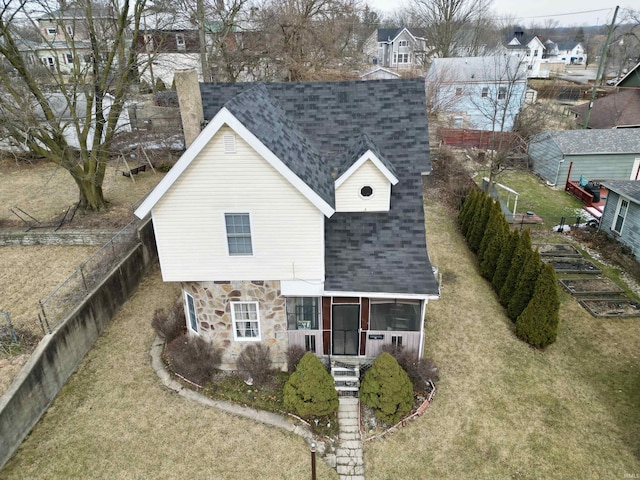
[367,0,621,28]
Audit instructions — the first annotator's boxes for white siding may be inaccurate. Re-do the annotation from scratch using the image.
[335,160,391,212]
[152,126,325,281]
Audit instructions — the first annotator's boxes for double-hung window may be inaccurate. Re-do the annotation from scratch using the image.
[185,292,198,333]
[498,87,507,100]
[231,302,260,340]
[176,34,185,50]
[613,198,629,234]
[225,213,253,255]
[481,87,489,98]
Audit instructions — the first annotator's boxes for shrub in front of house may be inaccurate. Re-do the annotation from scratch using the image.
[283,352,338,418]
[381,345,439,392]
[361,352,413,425]
[236,343,273,386]
[151,300,186,343]
[286,345,307,374]
[166,335,222,386]
[515,263,560,348]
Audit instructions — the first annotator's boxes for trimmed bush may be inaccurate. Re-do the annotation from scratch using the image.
[507,248,541,321]
[286,345,307,374]
[493,229,520,293]
[236,343,273,385]
[499,229,532,306]
[166,335,222,386]
[283,352,338,418]
[515,263,560,348]
[478,199,502,265]
[361,352,413,425]
[151,300,186,343]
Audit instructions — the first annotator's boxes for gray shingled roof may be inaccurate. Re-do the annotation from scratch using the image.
[336,132,397,180]
[427,56,525,83]
[223,84,334,208]
[536,129,640,155]
[200,79,438,296]
[602,180,640,204]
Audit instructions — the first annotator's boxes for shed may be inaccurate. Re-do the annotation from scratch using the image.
[528,129,640,186]
[599,180,640,260]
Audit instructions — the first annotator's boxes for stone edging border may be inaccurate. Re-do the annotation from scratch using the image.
[149,335,335,463]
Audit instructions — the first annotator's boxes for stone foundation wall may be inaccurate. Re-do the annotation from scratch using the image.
[183,280,288,370]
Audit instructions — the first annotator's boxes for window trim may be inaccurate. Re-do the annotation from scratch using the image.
[46,27,57,35]
[498,87,507,100]
[481,87,489,98]
[612,197,629,234]
[286,297,320,330]
[185,291,199,334]
[231,301,261,341]
[224,212,253,256]
[398,40,408,47]
[359,185,374,199]
[176,33,185,50]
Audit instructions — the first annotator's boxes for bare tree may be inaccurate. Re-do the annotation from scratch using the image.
[0,0,146,211]
[256,0,363,81]
[410,0,493,58]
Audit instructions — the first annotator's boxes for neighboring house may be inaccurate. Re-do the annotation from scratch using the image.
[598,180,640,260]
[617,61,640,88]
[359,66,401,81]
[425,56,527,131]
[528,129,640,186]
[570,89,640,129]
[362,27,428,70]
[504,27,548,78]
[134,79,440,370]
[0,92,131,152]
[545,40,587,65]
[138,14,202,86]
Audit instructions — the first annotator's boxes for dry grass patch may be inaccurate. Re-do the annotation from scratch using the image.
[364,200,640,479]
[1,268,338,479]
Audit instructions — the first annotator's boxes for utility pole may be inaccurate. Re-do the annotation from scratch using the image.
[583,5,619,129]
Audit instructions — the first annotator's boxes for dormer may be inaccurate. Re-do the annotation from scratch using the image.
[334,134,398,213]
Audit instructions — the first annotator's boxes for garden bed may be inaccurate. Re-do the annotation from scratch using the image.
[543,257,602,274]
[535,243,582,258]
[578,298,640,318]
[559,277,624,297]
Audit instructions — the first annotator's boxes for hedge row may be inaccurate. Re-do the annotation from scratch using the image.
[459,189,560,348]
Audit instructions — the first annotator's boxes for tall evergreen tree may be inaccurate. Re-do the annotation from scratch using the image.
[478,199,502,265]
[468,193,493,253]
[493,229,520,294]
[459,188,480,237]
[480,212,509,280]
[507,248,542,321]
[498,229,532,306]
[515,263,560,348]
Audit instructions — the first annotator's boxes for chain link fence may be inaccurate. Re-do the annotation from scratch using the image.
[37,220,141,333]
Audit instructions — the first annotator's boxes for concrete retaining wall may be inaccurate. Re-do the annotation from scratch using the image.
[0,230,117,246]
[0,220,157,468]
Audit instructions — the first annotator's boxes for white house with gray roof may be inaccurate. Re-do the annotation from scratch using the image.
[528,129,640,186]
[135,79,440,370]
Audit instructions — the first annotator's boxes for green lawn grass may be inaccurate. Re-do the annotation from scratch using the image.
[364,199,640,479]
[478,168,584,220]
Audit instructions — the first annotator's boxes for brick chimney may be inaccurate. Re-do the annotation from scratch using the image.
[174,69,204,149]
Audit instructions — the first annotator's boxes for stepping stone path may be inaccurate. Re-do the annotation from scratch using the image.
[336,397,364,480]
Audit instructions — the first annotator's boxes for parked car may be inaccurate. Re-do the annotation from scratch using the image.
[606,77,620,86]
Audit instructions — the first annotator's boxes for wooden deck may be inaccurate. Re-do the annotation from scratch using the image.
[566,180,607,220]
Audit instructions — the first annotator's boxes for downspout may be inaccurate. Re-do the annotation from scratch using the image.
[553,156,565,187]
[418,299,427,359]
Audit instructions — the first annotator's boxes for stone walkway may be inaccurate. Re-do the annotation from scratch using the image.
[336,397,365,480]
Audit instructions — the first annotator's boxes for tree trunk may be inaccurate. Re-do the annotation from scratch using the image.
[75,177,107,211]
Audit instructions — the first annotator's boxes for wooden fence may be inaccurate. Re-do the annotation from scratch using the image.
[438,128,527,154]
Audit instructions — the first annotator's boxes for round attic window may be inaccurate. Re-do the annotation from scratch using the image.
[360,186,374,198]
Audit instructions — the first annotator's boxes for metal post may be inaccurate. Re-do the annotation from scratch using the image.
[1,312,18,343]
[39,300,51,334]
[310,441,317,480]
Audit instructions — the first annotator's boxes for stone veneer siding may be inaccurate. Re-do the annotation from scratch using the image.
[182,280,288,370]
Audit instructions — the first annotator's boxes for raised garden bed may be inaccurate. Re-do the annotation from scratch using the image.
[578,299,640,318]
[543,257,602,275]
[559,278,624,297]
[534,243,582,258]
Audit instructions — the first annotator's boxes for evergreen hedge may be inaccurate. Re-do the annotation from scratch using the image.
[492,229,520,294]
[468,193,493,253]
[507,248,541,321]
[360,352,413,425]
[515,263,560,348]
[499,229,532,306]
[480,208,509,280]
[283,352,338,418]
